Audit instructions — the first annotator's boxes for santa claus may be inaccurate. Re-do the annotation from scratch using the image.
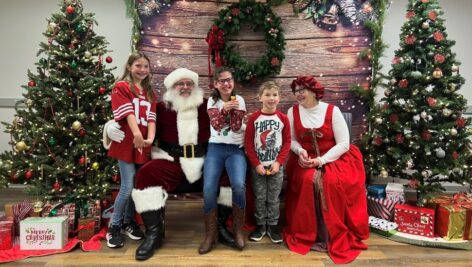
[103,68,236,260]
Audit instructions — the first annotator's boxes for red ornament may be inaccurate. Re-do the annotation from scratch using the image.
[452,151,459,160]
[421,0,429,3]
[421,130,432,141]
[389,114,399,124]
[28,80,36,87]
[426,97,437,107]
[434,31,444,42]
[406,10,415,19]
[270,57,280,66]
[392,56,401,65]
[79,156,86,165]
[53,181,61,191]
[79,128,86,137]
[98,87,106,95]
[405,34,416,45]
[66,5,75,14]
[395,133,405,144]
[398,79,409,88]
[434,54,445,63]
[373,136,383,146]
[408,179,420,189]
[105,56,113,63]
[25,170,33,180]
[383,103,389,110]
[112,174,120,183]
[231,8,240,16]
[67,90,74,97]
[428,11,437,21]
[10,173,18,182]
[456,117,466,128]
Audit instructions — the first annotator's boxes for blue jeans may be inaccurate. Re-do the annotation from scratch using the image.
[111,160,140,227]
[203,143,247,213]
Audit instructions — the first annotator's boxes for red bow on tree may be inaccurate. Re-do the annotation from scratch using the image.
[206,25,225,79]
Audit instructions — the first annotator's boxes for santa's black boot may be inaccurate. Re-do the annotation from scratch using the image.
[135,208,164,260]
[217,204,236,248]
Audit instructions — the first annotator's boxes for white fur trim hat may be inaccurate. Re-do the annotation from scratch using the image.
[164,68,199,90]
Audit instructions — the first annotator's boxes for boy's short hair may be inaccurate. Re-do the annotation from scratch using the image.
[258,81,280,96]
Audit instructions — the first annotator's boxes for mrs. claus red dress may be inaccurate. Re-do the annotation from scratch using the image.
[283,104,369,264]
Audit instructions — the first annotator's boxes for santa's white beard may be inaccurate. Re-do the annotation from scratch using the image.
[163,87,204,112]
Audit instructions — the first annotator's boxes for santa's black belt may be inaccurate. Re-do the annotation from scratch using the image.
[159,142,206,158]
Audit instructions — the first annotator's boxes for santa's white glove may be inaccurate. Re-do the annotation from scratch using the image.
[102,120,124,149]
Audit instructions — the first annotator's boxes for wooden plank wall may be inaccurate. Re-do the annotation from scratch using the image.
[138,0,372,142]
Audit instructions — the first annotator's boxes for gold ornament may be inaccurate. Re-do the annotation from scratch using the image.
[380,169,388,178]
[25,99,33,108]
[91,162,100,170]
[33,200,44,213]
[432,68,443,78]
[15,141,27,152]
[71,120,82,130]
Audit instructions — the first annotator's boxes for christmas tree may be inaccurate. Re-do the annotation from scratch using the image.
[0,0,118,201]
[366,0,471,201]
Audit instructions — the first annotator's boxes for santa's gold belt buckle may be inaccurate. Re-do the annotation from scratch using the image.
[183,143,195,158]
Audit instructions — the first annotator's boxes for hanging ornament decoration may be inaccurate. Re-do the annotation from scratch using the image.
[98,87,106,95]
[441,108,452,117]
[79,156,86,165]
[450,128,458,136]
[452,151,459,160]
[426,97,437,107]
[451,64,459,72]
[112,174,120,183]
[91,162,100,170]
[434,54,445,63]
[398,79,409,88]
[33,200,44,213]
[433,31,444,42]
[28,80,36,87]
[48,136,57,146]
[67,90,74,97]
[428,11,437,21]
[405,34,416,45]
[435,148,446,158]
[66,5,75,14]
[25,99,33,108]
[421,130,432,141]
[25,170,33,180]
[71,120,82,130]
[373,136,383,146]
[105,56,113,63]
[79,128,86,137]
[380,169,388,178]
[421,21,430,29]
[15,141,28,152]
[70,60,78,69]
[207,0,285,83]
[53,181,61,191]
[406,10,415,19]
[432,68,443,78]
[410,71,422,79]
[455,117,466,128]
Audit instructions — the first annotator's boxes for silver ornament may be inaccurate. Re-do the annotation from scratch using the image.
[435,148,446,158]
[420,111,428,119]
[442,108,452,117]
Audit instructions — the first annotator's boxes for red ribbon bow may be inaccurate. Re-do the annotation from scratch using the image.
[206,25,225,80]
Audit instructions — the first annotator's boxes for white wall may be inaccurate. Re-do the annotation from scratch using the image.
[0,0,132,152]
[0,0,470,152]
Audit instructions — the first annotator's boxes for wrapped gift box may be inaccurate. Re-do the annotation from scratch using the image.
[77,217,95,241]
[20,216,68,250]
[367,196,397,221]
[435,204,469,240]
[42,202,76,234]
[4,201,33,236]
[386,182,405,204]
[367,185,386,199]
[369,216,398,237]
[84,201,101,233]
[0,216,14,250]
[394,204,435,237]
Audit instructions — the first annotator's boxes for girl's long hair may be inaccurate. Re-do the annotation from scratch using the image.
[117,52,155,102]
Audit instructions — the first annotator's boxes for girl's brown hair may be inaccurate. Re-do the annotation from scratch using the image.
[118,52,155,102]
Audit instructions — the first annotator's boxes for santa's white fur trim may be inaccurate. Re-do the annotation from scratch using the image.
[102,120,115,150]
[217,186,232,207]
[132,186,168,213]
[180,157,204,183]
[177,107,199,145]
[164,68,199,90]
[151,146,174,161]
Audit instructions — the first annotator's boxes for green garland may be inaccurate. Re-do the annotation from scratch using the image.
[208,0,285,83]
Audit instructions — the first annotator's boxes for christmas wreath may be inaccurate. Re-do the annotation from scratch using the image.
[206,0,285,83]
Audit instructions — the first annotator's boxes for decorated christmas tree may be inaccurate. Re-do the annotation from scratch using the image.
[0,0,118,201]
[366,0,471,201]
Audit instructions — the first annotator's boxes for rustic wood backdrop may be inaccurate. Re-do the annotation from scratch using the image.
[138,0,372,143]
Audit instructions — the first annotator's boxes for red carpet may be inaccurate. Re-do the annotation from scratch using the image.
[0,227,106,263]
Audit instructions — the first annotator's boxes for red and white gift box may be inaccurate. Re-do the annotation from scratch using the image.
[386,182,405,204]
[367,196,397,221]
[394,204,435,237]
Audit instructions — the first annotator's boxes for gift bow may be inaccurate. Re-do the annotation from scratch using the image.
[430,193,472,211]
[206,25,225,80]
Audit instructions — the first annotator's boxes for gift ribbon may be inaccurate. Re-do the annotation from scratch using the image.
[206,25,225,83]
[13,200,33,223]
[72,220,95,234]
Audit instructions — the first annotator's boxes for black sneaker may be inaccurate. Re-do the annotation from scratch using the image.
[249,225,266,242]
[122,221,144,240]
[107,225,124,248]
[267,225,283,244]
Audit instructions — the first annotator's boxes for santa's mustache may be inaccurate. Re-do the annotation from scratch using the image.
[179,89,193,95]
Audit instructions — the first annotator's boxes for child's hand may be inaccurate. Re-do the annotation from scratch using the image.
[133,134,145,153]
[256,165,266,176]
[144,139,153,147]
[270,162,280,174]
[223,98,239,111]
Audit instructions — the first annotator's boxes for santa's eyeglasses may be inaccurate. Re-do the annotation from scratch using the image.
[174,81,194,87]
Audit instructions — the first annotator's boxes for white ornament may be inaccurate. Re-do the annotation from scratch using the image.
[435,148,446,158]
[450,128,458,136]
[420,111,428,119]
